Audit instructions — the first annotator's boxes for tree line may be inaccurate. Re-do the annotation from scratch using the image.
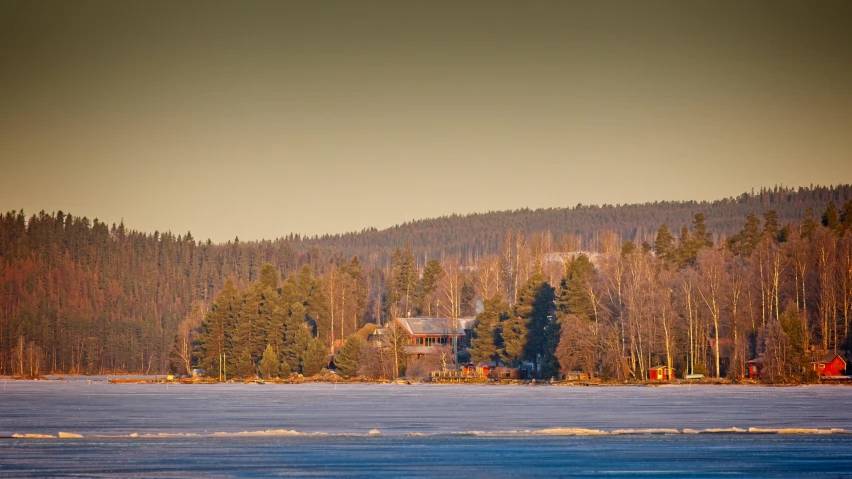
[1,185,850,377]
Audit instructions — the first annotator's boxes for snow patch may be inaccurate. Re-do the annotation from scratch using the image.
[534,428,609,436]
[213,429,305,437]
[610,429,680,435]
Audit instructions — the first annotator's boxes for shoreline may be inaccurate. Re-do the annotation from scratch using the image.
[3,375,850,387]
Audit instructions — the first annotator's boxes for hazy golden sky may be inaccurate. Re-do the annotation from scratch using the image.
[2,1,851,241]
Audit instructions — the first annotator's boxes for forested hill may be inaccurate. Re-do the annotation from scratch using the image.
[289,185,852,261]
[1,184,851,375]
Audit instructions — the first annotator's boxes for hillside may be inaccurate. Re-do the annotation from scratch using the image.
[1,184,851,375]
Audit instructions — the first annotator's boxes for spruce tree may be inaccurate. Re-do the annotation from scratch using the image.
[469,293,508,365]
[196,279,239,378]
[801,208,819,239]
[654,224,676,264]
[763,210,780,241]
[335,335,362,378]
[556,255,595,321]
[301,337,329,376]
[514,272,556,377]
[500,315,527,367]
[259,343,279,379]
[841,200,852,232]
[823,201,842,235]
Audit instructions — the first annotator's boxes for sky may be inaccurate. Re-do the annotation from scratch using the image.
[1,1,851,242]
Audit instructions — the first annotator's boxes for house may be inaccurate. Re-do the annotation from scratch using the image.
[562,370,590,381]
[648,365,675,380]
[394,317,467,358]
[746,357,765,379]
[813,354,847,377]
[460,362,491,377]
[490,366,529,380]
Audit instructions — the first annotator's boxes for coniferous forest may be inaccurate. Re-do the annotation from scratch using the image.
[2,184,852,380]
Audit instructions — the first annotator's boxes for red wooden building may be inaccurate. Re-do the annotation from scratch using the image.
[746,357,765,379]
[649,365,675,380]
[813,354,847,377]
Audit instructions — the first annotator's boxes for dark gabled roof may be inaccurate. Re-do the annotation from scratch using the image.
[395,317,465,336]
[746,357,765,365]
[817,354,846,364]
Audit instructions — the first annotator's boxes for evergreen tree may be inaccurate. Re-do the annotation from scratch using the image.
[301,337,329,376]
[389,243,419,317]
[556,255,595,321]
[763,210,780,241]
[500,315,527,367]
[259,263,279,290]
[678,213,712,265]
[259,343,279,379]
[469,293,508,365]
[841,200,852,232]
[197,279,239,378]
[692,212,713,248]
[801,208,819,239]
[419,259,443,316]
[514,272,556,376]
[728,213,761,257]
[335,335,362,378]
[620,240,636,258]
[654,224,676,264]
[823,201,842,235]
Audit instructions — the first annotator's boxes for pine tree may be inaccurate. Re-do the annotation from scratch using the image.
[335,335,362,378]
[729,213,761,257]
[469,293,508,365]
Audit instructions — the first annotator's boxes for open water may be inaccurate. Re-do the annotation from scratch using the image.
[2,379,852,477]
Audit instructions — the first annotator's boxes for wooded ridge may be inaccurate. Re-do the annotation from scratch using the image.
[1,184,851,380]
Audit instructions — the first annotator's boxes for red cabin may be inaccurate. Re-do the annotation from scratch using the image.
[649,365,674,380]
[813,354,847,377]
[746,358,765,379]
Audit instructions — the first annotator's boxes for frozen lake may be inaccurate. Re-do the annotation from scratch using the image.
[2,381,852,477]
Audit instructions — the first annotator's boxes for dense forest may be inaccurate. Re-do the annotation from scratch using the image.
[1,184,851,378]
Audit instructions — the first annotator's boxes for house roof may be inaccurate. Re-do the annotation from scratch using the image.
[746,357,765,365]
[395,317,466,336]
[458,317,476,330]
[817,354,846,364]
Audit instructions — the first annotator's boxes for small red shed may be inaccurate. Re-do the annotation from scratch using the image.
[746,357,765,379]
[649,365,675,380]
[813,354,847,377]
